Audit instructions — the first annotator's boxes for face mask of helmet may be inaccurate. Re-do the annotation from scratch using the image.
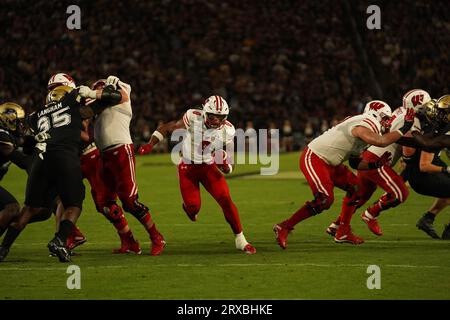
[205,112,227,129]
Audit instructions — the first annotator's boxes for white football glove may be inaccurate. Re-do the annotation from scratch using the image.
[78,85,97,99]
[106,76,120,90]
[35,142,47,160]
[34,132,51,143]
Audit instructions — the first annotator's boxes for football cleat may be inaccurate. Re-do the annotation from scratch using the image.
[48,236,71,262]
[334,225,364,245]
[361,210,383,236]
[416,215,440,239]
[326,223,339,237]
[273,223,293,250]
[113,239,142,255]
[0,246,9,262]
[150,232,166,256]
[182,203,198,222]
[66,226,87,251]
[242,243,256,255]
[442,224,450,240]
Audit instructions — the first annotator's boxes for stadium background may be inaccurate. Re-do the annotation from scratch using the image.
[1,0,449,149]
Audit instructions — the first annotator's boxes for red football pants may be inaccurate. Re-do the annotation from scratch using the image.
[98,144,138,208]
[80,147,114,212]
[300,147,359,206]
[178,162,242,234]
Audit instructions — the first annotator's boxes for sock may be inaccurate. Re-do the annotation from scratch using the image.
[119,230,136,244]
[235,232,249,250]
[339,196,357,226]
[367,201,382,217]
[284,205,314,229]
[148,223,161,241]
[57,220,75,243]
[139,212,159,238]
[424,212,436,221]
[1,227,22,249]
[218,199,242,234]
[112,216,129,232]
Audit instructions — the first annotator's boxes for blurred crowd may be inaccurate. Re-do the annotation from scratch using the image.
[0,0,449,151]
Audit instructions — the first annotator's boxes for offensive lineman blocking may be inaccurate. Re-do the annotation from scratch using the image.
[273,100,415,248]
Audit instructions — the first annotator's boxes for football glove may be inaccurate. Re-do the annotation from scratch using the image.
[106,76,120,90]
[78,85,97,99]
[398,107,415,135]
[138,143,153,155]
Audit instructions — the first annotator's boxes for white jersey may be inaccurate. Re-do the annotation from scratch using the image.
[367,107,421,166]
[181,109,235,164]
[94,82,133,151]
[308,114,382,166]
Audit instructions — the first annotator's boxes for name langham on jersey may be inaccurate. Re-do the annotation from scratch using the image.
[37,102,67,117]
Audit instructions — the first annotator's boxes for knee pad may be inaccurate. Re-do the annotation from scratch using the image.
[122,198,149,220]
[102,203,125,223]
[306,193,333,215]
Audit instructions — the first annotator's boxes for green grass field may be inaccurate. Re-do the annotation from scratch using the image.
[0,152,449,300]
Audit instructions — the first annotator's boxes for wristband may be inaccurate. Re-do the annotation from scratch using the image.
[152,130,164,142]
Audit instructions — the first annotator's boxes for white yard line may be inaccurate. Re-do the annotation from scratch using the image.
[1,263,448,271]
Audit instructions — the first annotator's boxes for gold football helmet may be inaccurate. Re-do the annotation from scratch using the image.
[422,98,438,123]
[436,95,450,124]
[0,102,26,132]
[46,85,73,104]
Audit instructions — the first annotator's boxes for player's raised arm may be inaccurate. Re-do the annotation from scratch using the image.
[78,76,128,118]
[352,107,415,147]
[137,118,186,155]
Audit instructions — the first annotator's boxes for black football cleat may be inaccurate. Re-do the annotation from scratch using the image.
[416,215,440,239]
[0,246,9,262]
[442,224,450,240]
[48,236,71,262]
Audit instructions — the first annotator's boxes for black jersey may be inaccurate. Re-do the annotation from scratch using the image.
[28,89,83,152]
[0,128,17,167]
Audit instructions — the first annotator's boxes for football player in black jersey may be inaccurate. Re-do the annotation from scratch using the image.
[399,96,450,239]
[0,103,28,238]
[0,81,124,262]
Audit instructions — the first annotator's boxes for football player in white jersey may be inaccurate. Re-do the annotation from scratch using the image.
[88,76,165,256]
[138,95,256,254]
[273,100,415,248]
[326,89,430,237]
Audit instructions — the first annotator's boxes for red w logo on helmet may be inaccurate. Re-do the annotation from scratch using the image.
[411,94,424,107]
[369,102,385,110]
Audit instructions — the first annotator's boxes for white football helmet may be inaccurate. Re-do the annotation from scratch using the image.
[364,100,392,133]
[402,89,431,110]
[202,95,229,128]
[47,73,76,90]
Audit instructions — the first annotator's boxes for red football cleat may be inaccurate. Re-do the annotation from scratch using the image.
[334,224,364,245]
[113,239,142,254]
[361,210,383,236]
[242,243,256,255]
[273,223,293,249]
[326,222,339,237]
[67,226,87,250]
[113,232,142,254]
[150,232,166,256]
